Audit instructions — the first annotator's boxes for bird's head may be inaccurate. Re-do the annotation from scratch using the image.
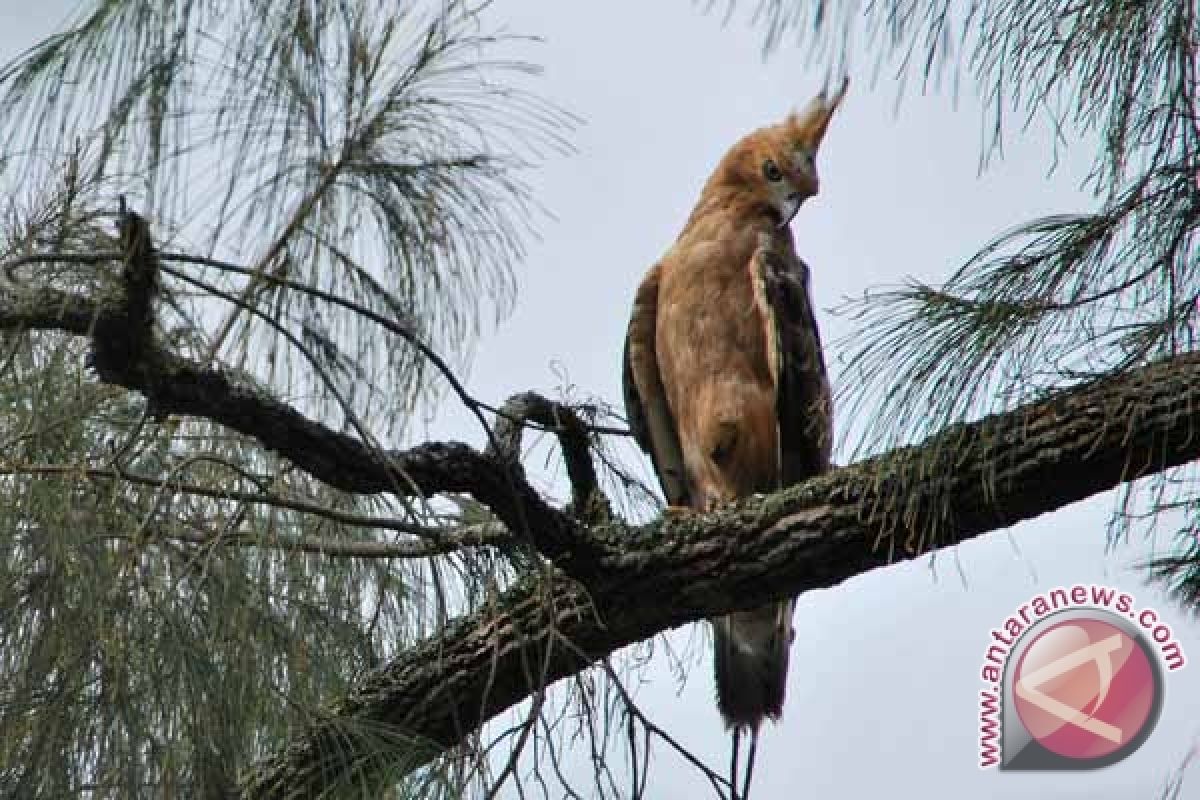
[717,78,849,228]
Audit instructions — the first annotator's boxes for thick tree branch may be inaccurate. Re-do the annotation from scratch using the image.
[240,350,1200,797]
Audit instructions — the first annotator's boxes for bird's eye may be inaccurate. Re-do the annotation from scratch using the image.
[762,159,783,182]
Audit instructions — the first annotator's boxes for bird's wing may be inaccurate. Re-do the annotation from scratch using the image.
[756,240,833,485]
[623,262,690,507]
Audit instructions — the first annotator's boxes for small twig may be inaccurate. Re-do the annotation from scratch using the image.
[158,251,501,446]
[162,252,633,437]
[597,658,732,800]
[0,461,511,550]
[103,520,507,560]
[0,249,635,440]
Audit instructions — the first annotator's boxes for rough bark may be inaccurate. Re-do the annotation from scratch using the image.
[238,350,1200,797]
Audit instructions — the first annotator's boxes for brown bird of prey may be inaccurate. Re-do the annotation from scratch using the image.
[622,81,846,797]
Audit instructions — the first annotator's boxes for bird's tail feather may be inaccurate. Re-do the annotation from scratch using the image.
[712,598,796,731]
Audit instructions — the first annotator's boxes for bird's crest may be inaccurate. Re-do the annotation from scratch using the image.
[785,76,849,155]
[685,77,849,230]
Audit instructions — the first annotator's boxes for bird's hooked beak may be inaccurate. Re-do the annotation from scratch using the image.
[775,76,848,229]
[778,192,805,228]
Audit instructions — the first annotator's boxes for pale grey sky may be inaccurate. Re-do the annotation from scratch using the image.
[3,3,1198,799]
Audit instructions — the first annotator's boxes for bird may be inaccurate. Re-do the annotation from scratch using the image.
[622,80,846,798]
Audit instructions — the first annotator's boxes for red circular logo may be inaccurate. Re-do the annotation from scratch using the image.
[1012,618,1157,761]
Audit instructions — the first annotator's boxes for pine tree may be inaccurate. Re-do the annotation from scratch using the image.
[0,1,1196,797]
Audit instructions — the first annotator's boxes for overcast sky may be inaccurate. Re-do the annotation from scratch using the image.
[4,3,1199,799]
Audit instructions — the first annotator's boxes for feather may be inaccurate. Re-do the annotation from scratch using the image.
[713,600,796,729]
[623,262,689,507]
[760,245,833,483]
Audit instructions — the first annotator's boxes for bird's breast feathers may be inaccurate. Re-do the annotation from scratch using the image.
[657,214,795,364]
[653,213,789,486]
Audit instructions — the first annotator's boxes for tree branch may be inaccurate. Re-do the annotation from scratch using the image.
[240,350,1200,796]
[0,212,607,570]
[5,213,1200,796]
[135,520,510,560]
[0,462,514,552]
[0,285,97,334]
[488,391,611,524]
